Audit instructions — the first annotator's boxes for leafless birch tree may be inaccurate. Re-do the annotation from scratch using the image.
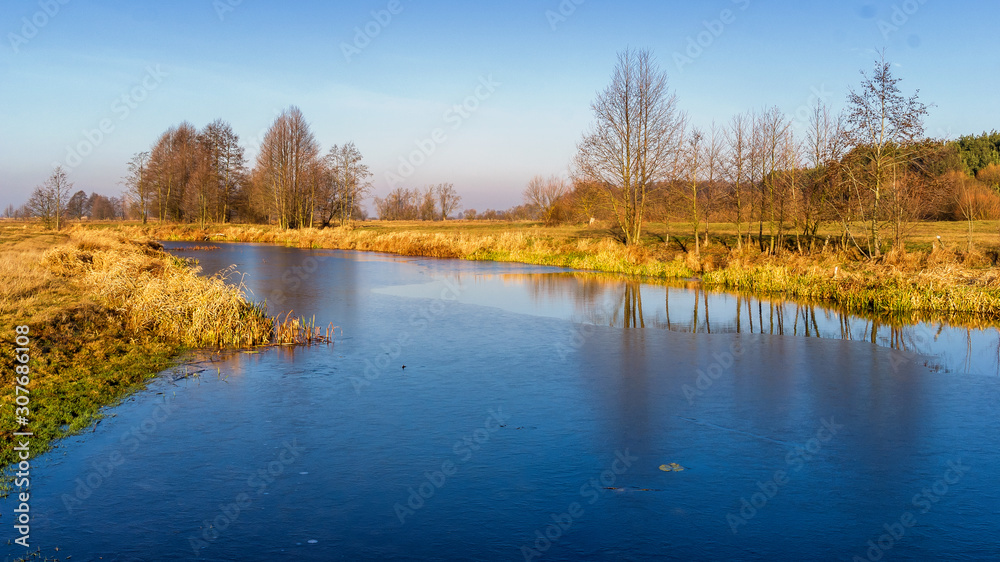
[844,51,929,257]
[575,48,685,245]
[27,166,72,229]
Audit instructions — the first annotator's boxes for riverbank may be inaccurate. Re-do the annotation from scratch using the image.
[109,220,1000,318]
[0,226,322,484]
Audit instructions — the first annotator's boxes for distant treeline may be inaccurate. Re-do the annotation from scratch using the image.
[116,108,374,229]
[548,48,1000,256]
[548,130,1000,227]
[14,47,1000,260]
[12,129,997,229]
[5,189,124,222]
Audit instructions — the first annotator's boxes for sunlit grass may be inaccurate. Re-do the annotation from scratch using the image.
[114,219,1000,318]
[44,232,275,347]
[0,225,329,488]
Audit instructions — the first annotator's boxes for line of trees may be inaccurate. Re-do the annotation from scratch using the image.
[120,107,373,228]
[121,119,248,226]
[373,184,462,221]
[11,167,126,227]
[18,104,474,229]
[517,48,1000,256]
[15,52,999,245]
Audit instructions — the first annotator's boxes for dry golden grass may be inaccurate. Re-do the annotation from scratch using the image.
[0,225,177,483]
[112,220,1000,319]
[0,224,329,484]
[0,228,68,321]
[43,230,275,347]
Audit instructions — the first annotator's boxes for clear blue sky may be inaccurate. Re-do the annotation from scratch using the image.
[2,0,998,212]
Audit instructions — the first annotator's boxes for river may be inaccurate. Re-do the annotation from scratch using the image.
[4,242,999,561]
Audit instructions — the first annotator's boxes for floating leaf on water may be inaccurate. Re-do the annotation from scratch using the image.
[659,462,686,472]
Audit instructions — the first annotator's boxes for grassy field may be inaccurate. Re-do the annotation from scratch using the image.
[104,217,1000,256]
[0,224,326,487]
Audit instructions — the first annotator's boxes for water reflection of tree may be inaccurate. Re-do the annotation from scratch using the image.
[620,282,644,328]
[515,271,1000,375]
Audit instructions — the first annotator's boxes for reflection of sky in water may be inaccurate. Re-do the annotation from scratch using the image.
[174,242,1000,377]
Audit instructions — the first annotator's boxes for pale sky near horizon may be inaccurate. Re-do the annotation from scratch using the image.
[2,0,999,213]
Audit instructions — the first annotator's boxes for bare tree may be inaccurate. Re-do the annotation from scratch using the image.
[523,175,567,225]
[756,106,791,254]
[27,167,72,229]
[801,103,846,244]
[142,121,243,225]
[123,151,152,224]
[374,187,419,220]
[575,48,685,245]
[322,142,372,226]
[110,195,126,220]
[569,179,604,225]
[435,183,461,221]
[746,109,766,250]
[844,50,929,257]
[186,146,216,227]
[88,193,116,220]
[702,121,724,246]
[418,186,437,220]
[725,112,753,248]
[26,189,56,227]
[778,125,802,252]
[182,122,247,227]
[200,119,246,224]
[254,107,321,228]
[148,122,199,222]
[684,128,704,255]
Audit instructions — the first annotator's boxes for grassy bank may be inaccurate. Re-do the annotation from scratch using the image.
[0,226,323,485]
[109,220,1000,318]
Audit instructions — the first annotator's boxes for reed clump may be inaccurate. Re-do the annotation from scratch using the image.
[44,231,276,347]
[274,312,335,345]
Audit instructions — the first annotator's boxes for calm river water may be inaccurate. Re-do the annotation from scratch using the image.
[5,243,1000,561]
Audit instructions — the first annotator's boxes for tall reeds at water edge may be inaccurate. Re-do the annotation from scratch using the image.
[274,311,335,345]
[43,230,330,347]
